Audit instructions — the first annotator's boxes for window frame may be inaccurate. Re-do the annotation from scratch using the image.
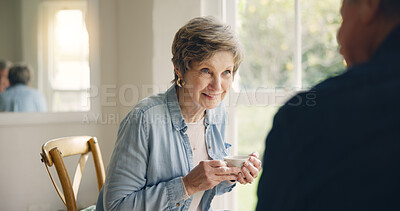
[223,0,303,157]
[38,0,91,112]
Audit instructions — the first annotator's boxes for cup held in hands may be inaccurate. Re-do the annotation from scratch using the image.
[224,155,251,168]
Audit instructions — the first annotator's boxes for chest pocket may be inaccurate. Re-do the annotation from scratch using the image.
[206,125,231,160]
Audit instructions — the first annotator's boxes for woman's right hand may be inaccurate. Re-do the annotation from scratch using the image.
[182,160,240,195]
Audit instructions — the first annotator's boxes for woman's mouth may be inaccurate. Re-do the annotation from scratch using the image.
[202,93,220,100]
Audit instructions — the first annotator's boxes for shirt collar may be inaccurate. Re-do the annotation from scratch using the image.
[166,85,186,132]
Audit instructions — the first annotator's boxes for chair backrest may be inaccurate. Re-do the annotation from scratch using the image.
[40,136,105,211]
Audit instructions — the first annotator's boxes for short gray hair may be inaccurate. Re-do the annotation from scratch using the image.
[171,16,243,83]
[9,65,31,85]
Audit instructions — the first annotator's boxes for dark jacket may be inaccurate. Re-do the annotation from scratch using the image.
[256,24,400,211]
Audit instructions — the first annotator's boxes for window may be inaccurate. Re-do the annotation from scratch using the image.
[226,0,345,210]
[39,1,90,112]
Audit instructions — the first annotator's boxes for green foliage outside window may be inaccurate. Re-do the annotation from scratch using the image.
[237,0,345,90]
[300,0,346,88]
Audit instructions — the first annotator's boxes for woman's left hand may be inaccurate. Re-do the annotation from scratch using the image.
[237,152,262,185]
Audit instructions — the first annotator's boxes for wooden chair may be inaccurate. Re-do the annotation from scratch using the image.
[40,136,106,211]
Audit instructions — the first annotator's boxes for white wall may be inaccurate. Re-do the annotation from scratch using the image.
[152,0,201,89]
[0,0,236,210]
[116,0,154,117]
[0,123,117,211]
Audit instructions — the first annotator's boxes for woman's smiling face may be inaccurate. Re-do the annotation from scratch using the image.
[178,51,234,110]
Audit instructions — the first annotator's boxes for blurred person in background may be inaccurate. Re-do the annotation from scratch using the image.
[0,64,47,112]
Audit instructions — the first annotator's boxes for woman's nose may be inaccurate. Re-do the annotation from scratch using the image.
[208,76,222,91]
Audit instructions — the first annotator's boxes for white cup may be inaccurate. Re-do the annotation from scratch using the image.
[224,155,251,168]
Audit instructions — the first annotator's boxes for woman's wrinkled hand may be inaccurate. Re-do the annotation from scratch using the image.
[182,160,240,195]
[237,152,262,185]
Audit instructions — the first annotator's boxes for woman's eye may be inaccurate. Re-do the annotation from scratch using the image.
[223,70,232,75]
[201,68,210,74]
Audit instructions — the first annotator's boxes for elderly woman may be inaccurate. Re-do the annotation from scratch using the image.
[96,16,262,211]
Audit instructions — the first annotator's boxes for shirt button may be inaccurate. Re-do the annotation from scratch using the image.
[176,203,180,207]
[209,145,212,149]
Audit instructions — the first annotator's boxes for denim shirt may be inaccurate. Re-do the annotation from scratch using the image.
[0,84,47,112]
[97,85,235,211]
